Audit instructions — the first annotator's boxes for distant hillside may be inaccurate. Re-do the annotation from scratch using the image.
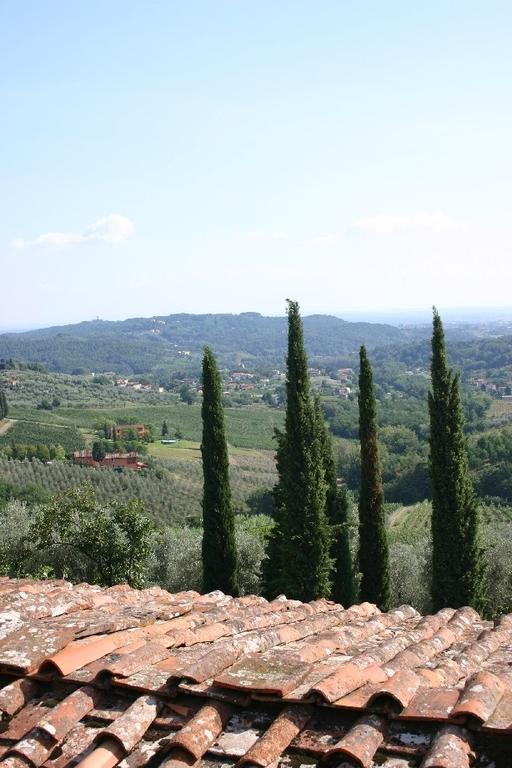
[370,334,512,379]
[0,312,417,374]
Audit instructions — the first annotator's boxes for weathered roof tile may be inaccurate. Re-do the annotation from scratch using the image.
[0,579,510,768]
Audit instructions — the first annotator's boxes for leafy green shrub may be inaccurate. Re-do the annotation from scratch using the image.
[34,486,156,588]
[0,500,47,577]
[389,540,432,614]
[150,515,273,595]
[482,523,512,617]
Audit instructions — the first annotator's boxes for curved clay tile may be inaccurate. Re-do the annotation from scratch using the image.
[96,642,171,683]
[0,754,31,768]
[0,627,75,675]
[237,705,312,767]
[0,679,39,716]
[214,653,312,697]
[399,686,460,722]
[39,630,145,677]
[367,669,421,712]
[451,670,505,724]
[99,695,160,754]
[421,725,473,768]
[74,738,125,768]
[167,701,233,760]
[7,726,56,767]
[325,713,387,768]
[37,686,102,742]
[178,644,242,684]
[309,662,387,703]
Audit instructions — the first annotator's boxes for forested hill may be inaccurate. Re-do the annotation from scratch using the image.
[369,334,512,379]
[0,313,417,374]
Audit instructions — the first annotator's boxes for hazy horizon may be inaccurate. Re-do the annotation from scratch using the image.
[2,303,512,336]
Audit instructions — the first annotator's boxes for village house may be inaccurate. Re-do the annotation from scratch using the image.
[337,367,354,381]
[231,371,255,381]
[107,424,149,441]
[72,450,147,470]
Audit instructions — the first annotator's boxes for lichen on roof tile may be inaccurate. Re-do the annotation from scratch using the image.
[0,579,510,768]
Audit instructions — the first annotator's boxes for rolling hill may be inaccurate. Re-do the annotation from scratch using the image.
[0,312,417,373]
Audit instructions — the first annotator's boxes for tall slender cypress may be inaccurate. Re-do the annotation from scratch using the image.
[0,391,7,420]
[263,300,331,601]
[358,345,390,610]
[201,346,239,596]
[314,397,356,607]
[429,308,485,611]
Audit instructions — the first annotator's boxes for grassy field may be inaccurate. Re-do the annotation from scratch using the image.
[148,439,202,461]
[9,403,283,450]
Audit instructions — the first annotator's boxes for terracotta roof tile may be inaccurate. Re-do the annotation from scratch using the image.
[0,579,510,768]
[450,670,505,724]
[325,713,387,767]
[99,695,160,753]
[214,654,312,697]
[0,627,75,674]
[421,725,473,768]
[167,701,233,760]
[73,737,125,768]
[237,705,312,766]
[0,680,40,717]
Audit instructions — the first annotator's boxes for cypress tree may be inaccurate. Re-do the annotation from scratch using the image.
[92,441,106,462]
[429,308,485,611]
[201,346,239,596]
[314,397,356,607]
[161,420,169,437]
[358,345,390,610]
[263,300,331,601]
[0,390,7,420]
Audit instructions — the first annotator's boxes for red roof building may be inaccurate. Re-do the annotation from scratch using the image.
[0,578,510,767]
[72,452,147,470]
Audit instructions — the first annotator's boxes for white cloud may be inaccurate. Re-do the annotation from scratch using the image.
[12,214,134,249]
[353,211,464,235]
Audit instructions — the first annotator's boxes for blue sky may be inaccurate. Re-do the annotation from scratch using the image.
[1,1,511,327]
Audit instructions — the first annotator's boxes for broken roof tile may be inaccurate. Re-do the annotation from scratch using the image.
[399,687,460,722]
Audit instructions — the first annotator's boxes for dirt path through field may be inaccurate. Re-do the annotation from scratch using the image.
[0,418,15,435]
